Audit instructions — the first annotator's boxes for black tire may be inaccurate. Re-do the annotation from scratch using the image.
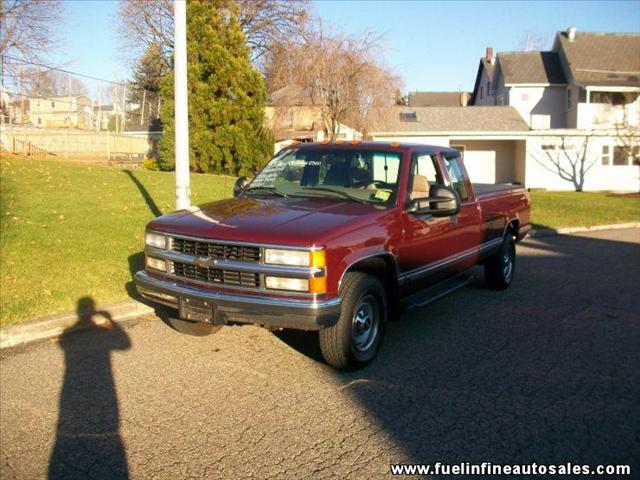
[319,272,386,370]
[165,316,222,336]
[485,235,516,290]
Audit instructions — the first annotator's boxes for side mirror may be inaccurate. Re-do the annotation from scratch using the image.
[429,185,460,217]
[233,176,248,197]
[407,185,461,217]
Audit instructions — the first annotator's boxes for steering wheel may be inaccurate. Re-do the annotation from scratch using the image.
[366,180,393,190]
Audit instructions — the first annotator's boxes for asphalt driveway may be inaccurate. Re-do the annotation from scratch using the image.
[1,228,639,479]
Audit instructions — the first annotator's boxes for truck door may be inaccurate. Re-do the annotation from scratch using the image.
[397,152,462,292]
[440,152,483,272]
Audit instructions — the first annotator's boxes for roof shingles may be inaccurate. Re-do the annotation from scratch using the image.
[558,32,640,87]
[368,106,529,133]
[497,51,567,85]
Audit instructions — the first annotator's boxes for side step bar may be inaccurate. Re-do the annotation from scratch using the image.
[401,274,472,312]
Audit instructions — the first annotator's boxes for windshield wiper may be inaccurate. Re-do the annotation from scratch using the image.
[245,186,288,198]
[297,186,367,204]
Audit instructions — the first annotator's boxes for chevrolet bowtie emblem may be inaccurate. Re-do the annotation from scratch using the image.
[194,257,213,268]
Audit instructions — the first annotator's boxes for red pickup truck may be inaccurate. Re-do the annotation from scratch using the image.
[135,142,530,369]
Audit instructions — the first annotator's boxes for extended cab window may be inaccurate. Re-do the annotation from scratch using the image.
[443,156,469,201]
[248,148,402,206]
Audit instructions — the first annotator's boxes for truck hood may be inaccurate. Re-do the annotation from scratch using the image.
[147,196,389,247]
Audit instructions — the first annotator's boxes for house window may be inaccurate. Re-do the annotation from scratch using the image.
[521,93,529,101]
[37,118,42,125]
[480,86,483,100]
[613,146,629,166]
[566,87,571,111]
[601,145,610,165]
[541,144,557,151]
[51,101,55,108]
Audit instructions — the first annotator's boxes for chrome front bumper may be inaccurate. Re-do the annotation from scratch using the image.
[134,271,341,331]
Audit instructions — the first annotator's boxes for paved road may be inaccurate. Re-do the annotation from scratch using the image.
[1,228,639,479]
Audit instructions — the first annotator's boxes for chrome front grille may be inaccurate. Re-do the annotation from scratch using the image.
[172,261,260,288]
[171,238,261,263]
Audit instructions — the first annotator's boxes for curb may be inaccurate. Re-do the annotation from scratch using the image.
[529,222,639,238]
[0,299,155,350]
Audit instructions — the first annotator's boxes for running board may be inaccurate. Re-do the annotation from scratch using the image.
[401,274,472,312]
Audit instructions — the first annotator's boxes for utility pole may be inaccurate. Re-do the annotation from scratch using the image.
[68,73,72,128]
[173,0,191,210]
[140,89,146,126]
[121,83,127,133]
[97,81,102,132]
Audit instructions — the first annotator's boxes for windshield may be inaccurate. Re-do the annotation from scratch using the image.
[247,148,402,206]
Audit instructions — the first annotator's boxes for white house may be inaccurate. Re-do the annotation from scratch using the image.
[377,28,640,192]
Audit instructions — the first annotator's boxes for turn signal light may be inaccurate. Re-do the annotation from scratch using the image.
[309,276,327,294]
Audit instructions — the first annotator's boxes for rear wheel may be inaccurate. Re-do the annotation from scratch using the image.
[319,272,386,370]
[485,234,516,290]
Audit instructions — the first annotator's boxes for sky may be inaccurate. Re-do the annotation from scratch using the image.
[51,0,640,98]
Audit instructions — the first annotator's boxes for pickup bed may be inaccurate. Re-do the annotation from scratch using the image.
[135,142,530,369]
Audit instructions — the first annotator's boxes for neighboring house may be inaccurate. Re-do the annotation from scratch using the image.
[464,28,640,191]
[408,91,470,107]
[29,94,93,129]
[265,85,362,151]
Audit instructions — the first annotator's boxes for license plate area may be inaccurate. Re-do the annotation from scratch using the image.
[180,297,214,323]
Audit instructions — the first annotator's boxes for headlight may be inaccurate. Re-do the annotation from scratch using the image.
[265,276,309,292]
[145,232,167,249]
[145,256,167,272]
[264,248,310,267]
[264,248,325,267]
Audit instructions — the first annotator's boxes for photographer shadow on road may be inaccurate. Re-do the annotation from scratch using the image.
[48,297,131,480]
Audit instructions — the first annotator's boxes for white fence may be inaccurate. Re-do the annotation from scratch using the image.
[0,126,151,160]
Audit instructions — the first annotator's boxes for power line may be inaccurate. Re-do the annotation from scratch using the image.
[1,54,129,87]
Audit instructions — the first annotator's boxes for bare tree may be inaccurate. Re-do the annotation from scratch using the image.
[116,0,174,65]
[519,30,549,52]
[0,0,64,77]
[116,0,310,69]
[265,24,402,139]
[532,136,597,192]
[22,69,87,97]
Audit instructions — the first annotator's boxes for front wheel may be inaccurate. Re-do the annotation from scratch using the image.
[319,272,386,370]
[485,235,516,290]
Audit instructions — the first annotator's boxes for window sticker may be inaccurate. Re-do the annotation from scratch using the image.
[374,190,391,202]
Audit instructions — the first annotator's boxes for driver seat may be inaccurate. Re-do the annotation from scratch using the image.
[410,175,429,200]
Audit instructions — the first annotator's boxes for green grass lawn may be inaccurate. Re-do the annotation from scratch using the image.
[529,191,639,230]
[1,156,234,327]
[1,156,639,326]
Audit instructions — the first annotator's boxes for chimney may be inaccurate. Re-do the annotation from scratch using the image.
[567,27,576,42]
[485,46,494,60]
[460,91,468,107]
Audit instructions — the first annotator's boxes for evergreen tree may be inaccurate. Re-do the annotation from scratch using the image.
[126,42,168,130]
[158,0,273,175]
